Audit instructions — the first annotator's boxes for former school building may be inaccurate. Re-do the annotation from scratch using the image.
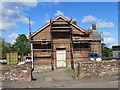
[30,15,102,71]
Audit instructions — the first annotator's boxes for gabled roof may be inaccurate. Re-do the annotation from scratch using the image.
[30,15,89,37]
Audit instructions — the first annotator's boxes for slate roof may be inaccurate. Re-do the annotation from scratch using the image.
[91,30,101,40]
[86,30,101,40]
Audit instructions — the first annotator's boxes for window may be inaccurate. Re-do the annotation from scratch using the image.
[73,42,90,52]
[41,41,48,44]
[73,41,80,48]
[73,38,80,41]
[80,43,90,48]
[52,32,70,39]
[41,42,51,50]
[33,41,51,50]
[41,39,48,44]
[33,44,40,49]
[73,41,80,52]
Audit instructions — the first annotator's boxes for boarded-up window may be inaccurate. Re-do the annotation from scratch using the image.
[73,42,90,51]
[73,42,80,48]
[80,43,90,48]
[33,42,51,49]
[33,44,40,49]
[52,24,70,27]
[52,32,70,39]
[74,42,89,48]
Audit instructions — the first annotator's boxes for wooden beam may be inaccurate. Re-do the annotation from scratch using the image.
[31,43,34,69]
[31,49,52,51]
[50,19,54,70]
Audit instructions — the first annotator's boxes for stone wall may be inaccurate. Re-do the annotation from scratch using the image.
[77,60,120,78]
[0,64,32,81]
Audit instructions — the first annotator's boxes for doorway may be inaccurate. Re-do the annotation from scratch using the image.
[56,49,66,68]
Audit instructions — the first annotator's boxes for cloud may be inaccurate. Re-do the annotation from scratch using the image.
[54,10,64,16]
[44,10,68,23]
[96,22,114,29]
[81,15,114,29]
[103,32,112,37]
[8,33,18,44]
[8,33,18,39]
[19,16,34,25]
[81,15,101,23]
[0,23,18,31]
[52,0,60,5]
[104,38,114,45]
[17,0,38,7]
[1,0,38,6]
[25,33,30,39]
[104,38,115,48]
[44,10,72,23]
[54,10,77,21]
[43,10,77,25]
[11,39,16,44]
[1,1,38,31]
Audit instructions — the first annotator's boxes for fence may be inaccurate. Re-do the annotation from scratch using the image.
[6,53,18,65]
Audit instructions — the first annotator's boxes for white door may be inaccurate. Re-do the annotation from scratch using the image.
[56,49,66,67]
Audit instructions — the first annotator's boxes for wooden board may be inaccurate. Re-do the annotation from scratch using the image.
[6,53,18,65]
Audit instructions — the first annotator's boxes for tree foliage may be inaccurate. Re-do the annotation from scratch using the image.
[14,34,30,56]
[102,45,112,57]
[0,38,12,59]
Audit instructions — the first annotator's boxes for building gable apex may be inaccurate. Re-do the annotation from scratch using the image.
[30,15,89,37]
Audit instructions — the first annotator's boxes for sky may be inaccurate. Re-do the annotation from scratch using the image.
[0,1,119,48]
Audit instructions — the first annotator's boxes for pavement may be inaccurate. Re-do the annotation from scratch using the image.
[2,68,120,88]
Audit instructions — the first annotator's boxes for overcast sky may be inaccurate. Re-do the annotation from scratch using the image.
[1,1,119,48]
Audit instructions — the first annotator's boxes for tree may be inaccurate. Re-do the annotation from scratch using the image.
[14,34,30,56]
[102,43,112,57]
[0,38,12,59]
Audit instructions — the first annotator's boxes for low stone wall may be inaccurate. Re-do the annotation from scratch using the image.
[77,60,120,78]
[0,64,32,81]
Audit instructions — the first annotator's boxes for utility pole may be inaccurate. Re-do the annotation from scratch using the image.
[29,17,31,37]
[28,17,33,69]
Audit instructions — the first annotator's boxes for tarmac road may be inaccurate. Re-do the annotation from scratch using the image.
[2,76,119,88]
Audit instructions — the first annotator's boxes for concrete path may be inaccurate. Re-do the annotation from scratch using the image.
[2,69,119,88]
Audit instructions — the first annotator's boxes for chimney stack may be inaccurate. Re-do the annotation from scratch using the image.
[92,24,96,30]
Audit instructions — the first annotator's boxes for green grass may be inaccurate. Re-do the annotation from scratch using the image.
[64,68,77,79]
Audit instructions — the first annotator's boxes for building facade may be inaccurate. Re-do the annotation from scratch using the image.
[112,45,120,59]
[30,15,102,71]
